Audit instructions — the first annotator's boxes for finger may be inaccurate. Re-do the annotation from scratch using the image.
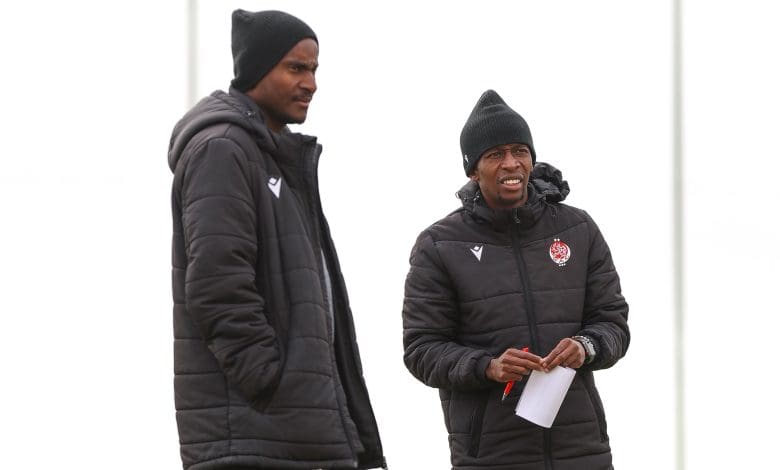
[540,351,559,369]
[541,344,567,366]
[546,354,564,370]
[543,338,581,368]
[565,342,584,366]
[501,353,543,369]
[492,359,520,378]
[506,349,544,362]
[506,356,545,371]
[559,342,583,367]
[570,344,586,368]
[521,352,545,365]
[558,342,585,368]
[543,349,570,370]
[506,364,540,377]
[524,359,545,371]
[498,370,523,382]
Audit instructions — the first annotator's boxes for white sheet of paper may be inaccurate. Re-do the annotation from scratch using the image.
[514,366,576,428]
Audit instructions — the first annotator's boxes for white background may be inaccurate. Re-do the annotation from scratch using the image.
[0,1,777,469]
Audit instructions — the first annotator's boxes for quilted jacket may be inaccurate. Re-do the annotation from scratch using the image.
[168,89,385,470]
[402,164,629,470]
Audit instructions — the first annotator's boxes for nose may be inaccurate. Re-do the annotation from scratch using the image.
[301,71,317,95]
[500,151,521,168]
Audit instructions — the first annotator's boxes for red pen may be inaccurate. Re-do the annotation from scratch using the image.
[501,347,529,402]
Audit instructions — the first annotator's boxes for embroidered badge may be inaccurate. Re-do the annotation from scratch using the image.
[268,177,282,198]
[549,239,571,266]
[470,245,483,261]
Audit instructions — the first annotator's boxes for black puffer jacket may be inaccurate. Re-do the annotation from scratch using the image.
[169,89,385,470]
[402,164,629,470]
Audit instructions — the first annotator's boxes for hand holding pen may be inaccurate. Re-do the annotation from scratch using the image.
[501,347,529,401]
[485,346,545,402]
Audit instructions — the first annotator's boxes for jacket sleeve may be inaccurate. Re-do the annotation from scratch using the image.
[181,137,281,407]
[402,231,493,391]
[577,212,630,370]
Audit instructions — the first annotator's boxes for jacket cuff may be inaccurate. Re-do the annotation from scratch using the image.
[476,355,493,383]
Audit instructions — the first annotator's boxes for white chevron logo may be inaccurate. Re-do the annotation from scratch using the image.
[268,177,282,198]
[470,245,483,261]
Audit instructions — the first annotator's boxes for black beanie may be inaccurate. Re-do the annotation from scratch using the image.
[459,89,536,175]
[230,9,318,92]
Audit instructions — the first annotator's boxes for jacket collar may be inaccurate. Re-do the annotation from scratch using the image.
[456,162,569,230]
[228,87,293,137]
[225,89,322,191]
[168,88,322,183]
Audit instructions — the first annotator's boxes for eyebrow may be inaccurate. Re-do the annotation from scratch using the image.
[285,58,318,70]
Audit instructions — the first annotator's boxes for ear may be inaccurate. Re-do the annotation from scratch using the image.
[469,172,479,182]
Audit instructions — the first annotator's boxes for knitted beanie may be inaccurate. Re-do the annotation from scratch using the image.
[459,90,536,175]
[230,9,318,92]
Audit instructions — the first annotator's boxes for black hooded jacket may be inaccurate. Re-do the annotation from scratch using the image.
[402,164,629,470]
[168,89,385,470]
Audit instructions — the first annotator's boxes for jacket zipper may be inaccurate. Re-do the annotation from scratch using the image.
[300,144,360,466]
[510,228,553,470]
[320,218,387,468]
[306,145,386,469]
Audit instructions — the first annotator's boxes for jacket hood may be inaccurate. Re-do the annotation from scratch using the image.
[456,161,570,227]
[167,88,277,172]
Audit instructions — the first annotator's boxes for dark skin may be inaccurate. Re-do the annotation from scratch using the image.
[485,340,586,383]
[469,144,533,209]
[245,38,319,133]
[473,143,586,383]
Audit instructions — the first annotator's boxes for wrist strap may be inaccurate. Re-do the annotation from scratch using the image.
[573,335,596,364]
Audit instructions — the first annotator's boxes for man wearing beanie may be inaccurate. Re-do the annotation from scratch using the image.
[402,90,629,469]
[167,9,386,470]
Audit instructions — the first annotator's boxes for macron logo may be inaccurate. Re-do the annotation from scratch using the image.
[470,245,483,261]
[268,177,282,198]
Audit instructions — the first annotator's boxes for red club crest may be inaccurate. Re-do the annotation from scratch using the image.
[549,239,571,266]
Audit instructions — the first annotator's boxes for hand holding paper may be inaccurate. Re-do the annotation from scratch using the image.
[542,337,587,370]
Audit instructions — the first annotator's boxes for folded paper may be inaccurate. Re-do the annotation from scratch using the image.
[515,366,576,428]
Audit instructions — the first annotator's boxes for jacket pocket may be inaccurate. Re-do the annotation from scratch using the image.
[467,394,489,457]
[583,378,608,442]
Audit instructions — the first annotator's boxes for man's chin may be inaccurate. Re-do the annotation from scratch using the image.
[288,113,307,125]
